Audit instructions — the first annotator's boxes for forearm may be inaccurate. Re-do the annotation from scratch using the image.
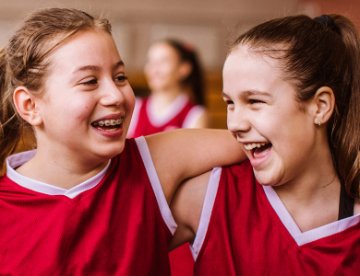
[146,128,245,200]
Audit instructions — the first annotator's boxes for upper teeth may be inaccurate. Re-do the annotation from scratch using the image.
[243,143,267,151]
[95,118,123,127]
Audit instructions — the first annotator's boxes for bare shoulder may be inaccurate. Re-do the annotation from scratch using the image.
[170,170,212,249]
[144,128,244,202]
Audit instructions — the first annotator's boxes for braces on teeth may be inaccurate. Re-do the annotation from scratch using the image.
[95,119,123,127]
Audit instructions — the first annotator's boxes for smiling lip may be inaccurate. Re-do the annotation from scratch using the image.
[91,113,125,138]
[92,113,125,123]
[94,126,124,138]
[242,142,272,169]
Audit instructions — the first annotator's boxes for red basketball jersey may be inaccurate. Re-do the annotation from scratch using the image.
[0,138,176,275]
[128,95,200,274]
[193,161,360,275]
[128,95,204,138]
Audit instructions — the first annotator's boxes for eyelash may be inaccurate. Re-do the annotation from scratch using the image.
[80,74,128,86]
[248,99,265,104]
[223,99,234,106]
[81,78,98,86]
[115,74,128,84]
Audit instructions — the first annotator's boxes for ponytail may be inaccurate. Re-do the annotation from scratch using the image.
[330,15,360,198]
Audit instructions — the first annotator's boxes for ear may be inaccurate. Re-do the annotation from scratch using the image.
[13,86,42,126]
[178,62,192,80]
[311,86,335,126]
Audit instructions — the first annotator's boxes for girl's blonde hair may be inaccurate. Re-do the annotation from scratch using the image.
[0,8,112,175]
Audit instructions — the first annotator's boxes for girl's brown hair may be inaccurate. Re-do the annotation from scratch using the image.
[232,14,360,198]
[0,8,112,175]
[162,38,206,106]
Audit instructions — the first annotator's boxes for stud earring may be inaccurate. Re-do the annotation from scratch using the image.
[315,119,321,126]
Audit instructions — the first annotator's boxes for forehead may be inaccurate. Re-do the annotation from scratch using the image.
[222,45,286,95]
[148,42,179,58]
[47,29,121,70]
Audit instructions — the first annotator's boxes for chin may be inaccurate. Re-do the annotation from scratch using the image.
[253,171,279,186]
[111,143,126,157]
[96,142,126,159]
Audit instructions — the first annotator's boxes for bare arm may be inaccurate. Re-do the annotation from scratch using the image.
[169,171,211,249]
[145,128,244,202]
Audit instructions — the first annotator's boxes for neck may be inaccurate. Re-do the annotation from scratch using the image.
[276,133,338,201]
[275,173,340,209]
[149,91,187,117]
[16,146,109,189]
[274,142,341,231]
[151,86,184,105]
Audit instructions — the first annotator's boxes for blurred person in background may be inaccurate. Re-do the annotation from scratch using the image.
[127,38,209,138]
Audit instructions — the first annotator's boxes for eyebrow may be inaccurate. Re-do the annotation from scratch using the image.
[113,60,125,70]
[222,90,272,98]
[73,60,125,73]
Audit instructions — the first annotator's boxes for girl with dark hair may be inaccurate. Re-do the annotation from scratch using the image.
[171,14,360,275]
[127,38,208,138]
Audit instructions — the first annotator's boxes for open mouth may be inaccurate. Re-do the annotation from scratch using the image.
[243,142,272,158]
[91,118,124,130]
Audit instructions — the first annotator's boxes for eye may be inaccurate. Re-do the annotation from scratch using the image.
[223,98,234,106]
[80,77,98,86]
[223,99,235,112]
[248,98,265,105]
[114,74,128,85]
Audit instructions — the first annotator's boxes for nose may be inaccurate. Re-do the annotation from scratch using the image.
[100,79,128,106]
[144,61,159,78]
[227,106,251,135]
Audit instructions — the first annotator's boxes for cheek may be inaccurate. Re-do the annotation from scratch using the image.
[283,115,314,142]
[272,119,315,165]
[260,109,306,141]
[125,90,136,113]
[162,62,178,76]
[65,100,94,122]
[226,109,237,131]
[252,114,275,135]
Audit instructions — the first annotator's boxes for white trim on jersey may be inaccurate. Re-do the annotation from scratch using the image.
[147,94,189,126]
[127,97,143,138]
[191,167,222,260]
[263,185,360,246]
[6,150,110,199]
[135,136,177,234]
[182,105,206,128]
